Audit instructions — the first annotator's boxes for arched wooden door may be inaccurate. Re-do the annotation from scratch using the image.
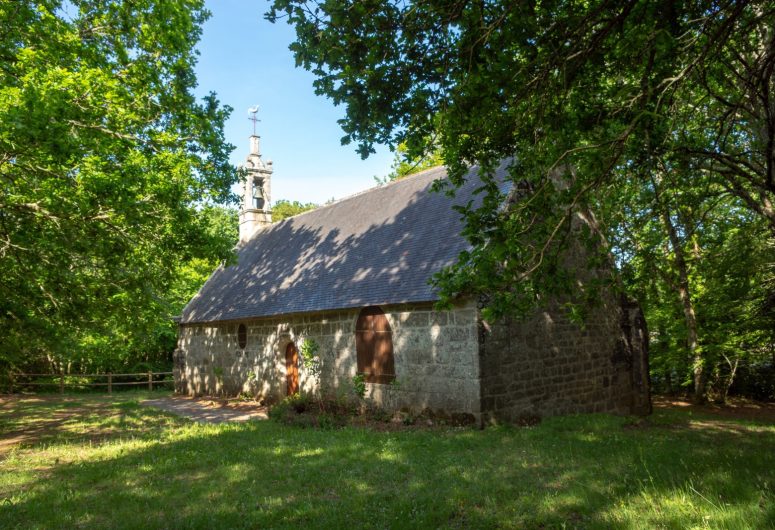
[355,307,395,383]
[285,342,299,395]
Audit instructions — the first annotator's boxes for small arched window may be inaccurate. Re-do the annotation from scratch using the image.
[355,307,395,384]
[238,324,247,349]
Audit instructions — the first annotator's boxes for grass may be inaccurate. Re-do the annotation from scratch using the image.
[0,392,773,529]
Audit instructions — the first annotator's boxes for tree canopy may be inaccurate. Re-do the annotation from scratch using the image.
[272,199,318,221]
[1,1,237,370]
[268,0,775,400]
[374,141,443,185]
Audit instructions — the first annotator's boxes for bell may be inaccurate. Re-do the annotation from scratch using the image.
[252,182,265,210]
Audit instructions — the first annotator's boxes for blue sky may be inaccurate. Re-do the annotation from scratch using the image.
[194,0,395,205]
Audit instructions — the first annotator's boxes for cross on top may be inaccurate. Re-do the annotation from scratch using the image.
[248,105,260,135]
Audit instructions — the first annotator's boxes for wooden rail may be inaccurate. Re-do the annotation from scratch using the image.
[8,371,174,394]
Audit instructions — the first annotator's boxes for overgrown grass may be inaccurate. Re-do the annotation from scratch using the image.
[1,392,773,529]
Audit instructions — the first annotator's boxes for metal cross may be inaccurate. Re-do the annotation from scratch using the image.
[248,105,260,135]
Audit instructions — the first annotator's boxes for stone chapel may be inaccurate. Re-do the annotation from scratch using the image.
[173,131,651,424]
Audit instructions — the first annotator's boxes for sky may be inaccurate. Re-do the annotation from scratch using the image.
[194,0,395,205]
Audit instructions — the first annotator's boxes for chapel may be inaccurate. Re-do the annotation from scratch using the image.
[174,131,651,424]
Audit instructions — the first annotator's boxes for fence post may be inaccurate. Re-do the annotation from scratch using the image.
[59,372,64,394]
[9,373,13,395]
[108,372,112,394]
[148,371,153,391]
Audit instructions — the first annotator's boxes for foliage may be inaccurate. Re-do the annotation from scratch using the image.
[168,206,237,308]
[0,2,236,372]
[265,0,775,305]
[2,393,775,528]
[75,205,238,374]
[298,337,322,394]
[351,373,366,399]
[299,338,320,369]
[297,337,323,401]
[269,393,352,428]
[272,199,317,221]
[268,392,313,420]
[731,361,775,401]
[611,168,775,399]
[375,141,443,185]
[267,1,775,401]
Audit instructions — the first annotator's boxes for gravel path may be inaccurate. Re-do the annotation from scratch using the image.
[141,396,268,423]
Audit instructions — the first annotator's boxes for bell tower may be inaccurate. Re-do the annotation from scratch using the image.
[239,107,273,242]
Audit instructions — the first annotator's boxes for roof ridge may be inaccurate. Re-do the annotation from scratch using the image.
[271,165,448,224]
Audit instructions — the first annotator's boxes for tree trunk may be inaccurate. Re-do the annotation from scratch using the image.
[650,170,704,402]
[660,206,703,402]
[722,354,740,403]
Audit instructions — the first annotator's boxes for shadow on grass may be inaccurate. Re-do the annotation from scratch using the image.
[1,402,774,529]
[0,393,184,454]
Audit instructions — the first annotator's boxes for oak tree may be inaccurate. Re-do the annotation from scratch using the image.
[1,1,237,369]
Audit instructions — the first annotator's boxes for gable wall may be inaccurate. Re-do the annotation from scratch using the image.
[175,301,481,419]
[477,295,650,423]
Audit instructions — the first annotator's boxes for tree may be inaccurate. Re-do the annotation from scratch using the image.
[0,1,236,370]
[267,0,773,297]
[375,142,443,185]
[268,1,775,401]
[604,152,774,400]
[272,199,318,221]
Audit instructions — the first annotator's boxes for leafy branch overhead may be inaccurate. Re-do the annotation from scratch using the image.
[267,0,774,306]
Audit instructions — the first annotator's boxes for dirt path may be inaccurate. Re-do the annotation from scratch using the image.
[0,395,120,455]
[141,396,268,423]
[0,395,268,456]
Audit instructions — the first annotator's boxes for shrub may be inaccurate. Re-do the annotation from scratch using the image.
[268,393,313,423]
[269,394,357,429]
[351,374,366,399]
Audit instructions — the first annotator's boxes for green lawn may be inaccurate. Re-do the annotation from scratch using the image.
[0,393,773,529]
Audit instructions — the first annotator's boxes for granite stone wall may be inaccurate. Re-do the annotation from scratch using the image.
[175,301,481,418]
[475,206,651,423]
[477,295,650,423]
[176,295,649,424]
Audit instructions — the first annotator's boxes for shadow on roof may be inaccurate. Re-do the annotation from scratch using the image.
[182,164,510,323]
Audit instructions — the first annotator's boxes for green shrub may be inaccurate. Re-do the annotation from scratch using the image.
[269,394,356,429]
[366,405,392,423]
[299,339,320,370]
[351,374,365,399]
[268,393,312,423]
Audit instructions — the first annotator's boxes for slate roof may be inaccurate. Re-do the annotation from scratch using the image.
[180,163,509,324]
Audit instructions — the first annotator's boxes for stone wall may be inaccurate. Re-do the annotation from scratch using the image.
[475,204,651,423]
[478,295,650,423]
[175,301,481,419]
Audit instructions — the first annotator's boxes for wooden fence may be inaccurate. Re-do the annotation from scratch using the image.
[8,371,174,394]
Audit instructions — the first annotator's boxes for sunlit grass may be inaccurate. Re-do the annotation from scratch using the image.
[0,392,773,528]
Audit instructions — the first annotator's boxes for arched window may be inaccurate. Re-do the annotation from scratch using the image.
[238,323,247,349]
[355,307,395,384]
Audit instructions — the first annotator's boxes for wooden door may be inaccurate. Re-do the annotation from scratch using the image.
[285,342,299,395]
[355,307,395,383]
